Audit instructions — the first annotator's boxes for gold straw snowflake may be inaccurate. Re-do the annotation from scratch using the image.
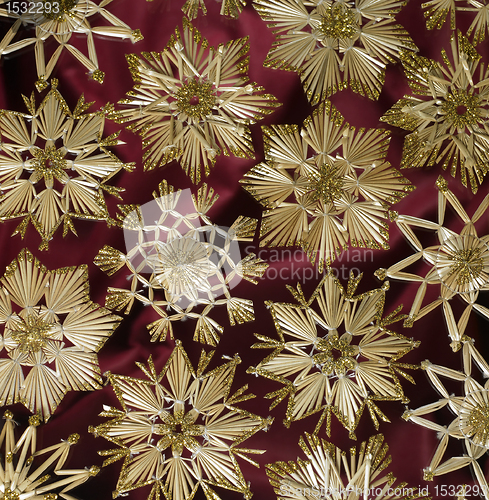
[403,340,489,491]
[253,0,416,103]
[381,32,489,193]
[0,410,100,499]
[0,0,143,90]
[94,181,268,346]
[267,433,429,499]
[241,101,414,271]
[248,271,419,439]
[0,249,121,421]
[376,177,489,352]
[0,79,134,250]
[422,0,489,44]
[112,19,279,183]
[90,341,272,500]
[182,0,246,19]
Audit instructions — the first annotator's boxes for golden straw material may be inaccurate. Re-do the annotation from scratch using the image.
[381,32,489,193]
[422,0,489,44]
[182,0,246,19]
[0,249,121,421]
[241,101,414,270]
[376,176,489,351]
[90,341,273,500]
[112,18,279,183]
[0,79,134,250]
[267,433,429,499]
[94,181,268,346]
[253,0,417,103]
[248,271,419,438]
[403,341,489,489]
[0,410,100,499]
[0,0,143,89]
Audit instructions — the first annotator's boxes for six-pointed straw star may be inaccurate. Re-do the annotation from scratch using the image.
[241,100,414,271]
[90,341,272,500]
[253,0,417,103]
[0,249,121,421]
[0,410,100,500]
[376,176,489,352]
[403,341,489,490]
[0,79,134,250]
[381,32,489,193]
[112,18,279,183]
[248,271,419,438]
[267,433,429,500]
[0,0,143,90]
[94,181,268,346]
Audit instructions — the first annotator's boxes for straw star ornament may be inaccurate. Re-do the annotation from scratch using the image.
[267,433,429,499]
[0,410,100,500]
[381,33,489,193]
[376,177,489,351]
[0,0,143,89]
[248,271,419,438]
[90,341,272,500]
[94,181,268,346]
[0,80,134,250]
[403,341,489,489]
[0,249,121,421]
[241,101,414,270]
[113,19,279,183]
[253,0,417,103]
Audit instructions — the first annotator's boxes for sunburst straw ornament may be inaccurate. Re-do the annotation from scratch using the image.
[252,0,417,103]
[0,0,143,90]
[181,0,246,19]
[422,0,489,44]
[0,79,134,250]
[403,340,489,492]
[247,271,419,439]
[90,341,273,500]
[0,249,121,421]
[0,410,100,499]
[376,176,489,352]
[381,32,489,193]
[112,19,279,183]
[267,433,429,500]
[241,101,414,271]
[94,181,268,346]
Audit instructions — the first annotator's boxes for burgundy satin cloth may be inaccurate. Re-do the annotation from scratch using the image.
[0,1,488,499]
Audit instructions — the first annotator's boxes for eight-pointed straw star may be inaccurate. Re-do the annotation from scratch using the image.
[381,32,489,193]
[422,0,489,45]
[376,177,489,352]
[89,341,273,500]
[252,0,417,104]
[403,340,489,491]
[266,433,429,500]
[0,79,134,250]
[247,271,419,439]
[241,100,414,271]
[112,18,280,183]
[0,249,121,421]
[0,0,143,90]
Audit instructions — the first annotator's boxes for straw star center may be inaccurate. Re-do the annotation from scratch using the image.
[10,314,54,354]
[320,2,358,40]
[310,164,344,204]
[447,246,484,286]
[176,78,215,120]
[42,0,77,20]
[1,488,20,500]
[441,89,481,129]
[31,146,68,183]
[315,332,359,375]
[468,403,489,443]
[156,410,205,456]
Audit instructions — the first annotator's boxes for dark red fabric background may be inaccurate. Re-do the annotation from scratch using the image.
[0,1,489,499]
